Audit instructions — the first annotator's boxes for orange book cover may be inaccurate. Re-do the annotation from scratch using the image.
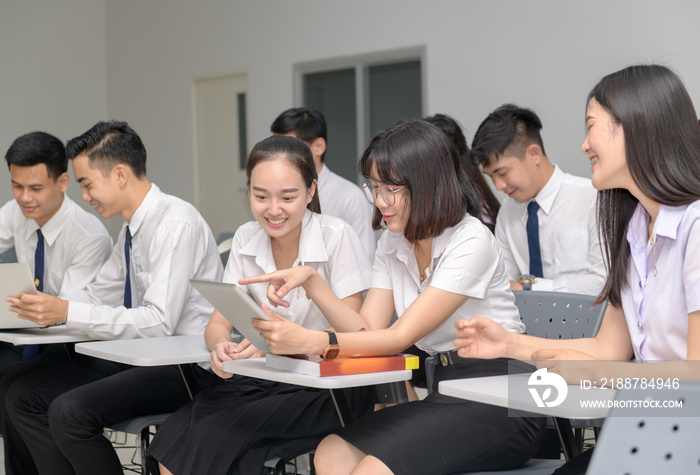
[265,353,419,377]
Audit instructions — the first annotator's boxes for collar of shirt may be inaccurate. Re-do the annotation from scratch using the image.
[23,194,73,247]
[522,165,564,221]
[627,202,687,275]
[627,203,687,249]
[386,218,457,279]
[125,183,159,239]
[239,209,330,271]
[317,164,330,184]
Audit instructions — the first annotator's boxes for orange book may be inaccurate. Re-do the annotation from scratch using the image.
[265,353,419,377]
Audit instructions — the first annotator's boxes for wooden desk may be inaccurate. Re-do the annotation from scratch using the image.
[0,325,92,345]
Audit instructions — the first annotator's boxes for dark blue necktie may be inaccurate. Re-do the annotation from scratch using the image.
[124,226,132,308]
[23,229,44,361]
[526,201,543,278]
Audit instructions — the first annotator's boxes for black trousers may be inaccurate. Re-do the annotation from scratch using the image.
[0,344,74,475]
[5,351,220,475]
[0,341,25,380]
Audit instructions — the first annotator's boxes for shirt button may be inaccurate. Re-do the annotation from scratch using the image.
[639,281,642,288]
[637,322,643,330]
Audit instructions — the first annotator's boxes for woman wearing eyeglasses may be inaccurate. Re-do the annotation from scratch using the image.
[244,120,545,475]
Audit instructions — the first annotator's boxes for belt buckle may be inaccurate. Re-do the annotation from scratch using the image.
[439,352,450,367]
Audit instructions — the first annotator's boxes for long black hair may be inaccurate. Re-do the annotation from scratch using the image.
[590,65,700,305]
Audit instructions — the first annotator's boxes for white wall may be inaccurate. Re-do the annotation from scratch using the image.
[3,0,699,237]
[0,0,111,227]
[102,0,700,209]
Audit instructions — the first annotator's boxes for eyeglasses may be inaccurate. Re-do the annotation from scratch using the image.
[362,183,406,206]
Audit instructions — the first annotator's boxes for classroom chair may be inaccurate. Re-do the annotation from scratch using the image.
[109,413,171,474]
[0,246,17,263]
[587,381,700,474]
[217,237,233,265]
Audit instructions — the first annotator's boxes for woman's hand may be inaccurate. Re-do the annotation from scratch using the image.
[533,348,599,385]
[210,338,265,379]
[252,304,324,355]
[238,266,316,308]
[454,317,511,359]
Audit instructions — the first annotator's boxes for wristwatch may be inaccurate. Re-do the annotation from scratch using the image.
[518,274,537,291]
[321,331,340,360]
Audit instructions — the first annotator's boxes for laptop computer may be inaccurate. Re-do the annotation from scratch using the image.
[0,263,40,329]
[190,280,272,352]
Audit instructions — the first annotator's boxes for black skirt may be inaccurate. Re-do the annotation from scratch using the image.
[334,358,547,475]
[147,375,375,475]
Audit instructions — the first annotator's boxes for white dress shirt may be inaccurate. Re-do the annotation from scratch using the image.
[229,210,372,331]
[0,195,112,297]
[66,184,223,339]
[495,165,606,296]
[371,214,524,354]
[317,165,376,260]
[622,201,700,361]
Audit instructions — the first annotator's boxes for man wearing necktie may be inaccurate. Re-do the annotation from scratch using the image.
[471,104,606,296]
[21,229,45,362]
[0,131,112,475]
[5,121,224,475]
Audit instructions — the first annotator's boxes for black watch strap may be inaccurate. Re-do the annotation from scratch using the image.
[325,330,338,345]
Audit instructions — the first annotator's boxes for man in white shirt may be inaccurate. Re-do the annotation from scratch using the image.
[271,107,376,259]
[471,104,605,296]
[0,131,112,475]
[5,121,224,474]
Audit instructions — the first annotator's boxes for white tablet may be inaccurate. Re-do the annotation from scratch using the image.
[190,280,272,352]
[0,263,40,329]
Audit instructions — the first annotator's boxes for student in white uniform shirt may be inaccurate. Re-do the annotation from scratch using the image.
[0,131,112,475]
[456,63,700,475]
[271,107,376,259]
[471,104,606,296]
[5,121,223,475]
[245,121,545,475]
[147,135,373,474]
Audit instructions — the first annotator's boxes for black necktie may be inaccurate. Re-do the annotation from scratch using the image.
[526,201,543,278]
[124,226,132,308]
[23,229,44,361]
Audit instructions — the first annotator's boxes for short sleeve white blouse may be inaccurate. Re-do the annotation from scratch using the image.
[225,210,372,331]
[371,214,524,354]
[622,200,700,361]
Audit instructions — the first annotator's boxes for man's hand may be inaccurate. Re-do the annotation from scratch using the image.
[7,292,68,326]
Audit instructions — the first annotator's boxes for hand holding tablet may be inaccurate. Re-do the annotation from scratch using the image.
[190,280,272,352]
[0,263,40,329]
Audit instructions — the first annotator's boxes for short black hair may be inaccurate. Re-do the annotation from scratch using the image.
[471,104,547,168]
[65,121,147,178]
[359,120,481,242]
[5,132,66,180]
[270,107,327,162]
